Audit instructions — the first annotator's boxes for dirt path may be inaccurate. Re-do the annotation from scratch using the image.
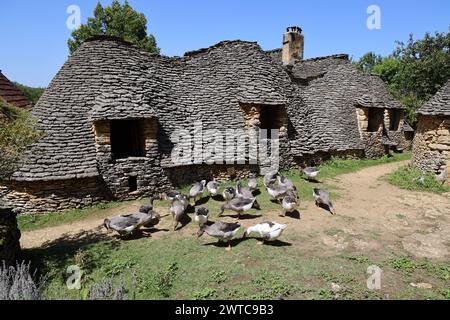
[20,160,450,260]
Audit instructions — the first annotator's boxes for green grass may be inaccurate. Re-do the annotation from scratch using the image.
[17,201,127,232]
[388,166,450,194]
[22,231,450,300]
[317,152,411,179]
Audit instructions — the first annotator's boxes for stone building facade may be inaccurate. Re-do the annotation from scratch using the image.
[1,27,412,214]
[412,80,450,183]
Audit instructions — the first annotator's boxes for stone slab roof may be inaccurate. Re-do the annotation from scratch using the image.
[12,36,295,181]
[11,36,407,181]
[0,71,32,109]
[286,55,404,155]
[418,80,450,116]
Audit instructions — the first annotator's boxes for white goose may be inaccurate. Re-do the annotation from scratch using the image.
[243,221,287,244]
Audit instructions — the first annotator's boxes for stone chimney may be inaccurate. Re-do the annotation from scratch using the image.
[282,26,304,65]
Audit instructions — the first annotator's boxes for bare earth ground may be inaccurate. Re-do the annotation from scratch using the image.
[21,160,450,262]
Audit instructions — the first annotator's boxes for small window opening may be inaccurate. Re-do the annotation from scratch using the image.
[389,110,401,131]
[110,120,145,159]
[367,108,384,132]
[128,176,138,192]
[260,107,283,139]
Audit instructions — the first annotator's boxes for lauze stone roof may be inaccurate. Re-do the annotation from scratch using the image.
[418,80,450,116]
[11,36,405,182]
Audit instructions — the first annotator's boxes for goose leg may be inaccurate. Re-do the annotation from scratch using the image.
[256,239,264,245]
[225,242,232,252]
[172,219,178,231]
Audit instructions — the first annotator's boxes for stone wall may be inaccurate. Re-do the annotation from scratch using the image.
[0,177,110,214]
[0,207,21,266]
[412,115,450,183]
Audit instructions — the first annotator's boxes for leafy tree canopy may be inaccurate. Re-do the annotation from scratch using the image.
[68,0,159,55]
[0,99,43,180]
[355,30,450,125]
[13,82,45,105]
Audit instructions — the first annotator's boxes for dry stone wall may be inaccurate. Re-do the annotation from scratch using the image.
[412,116,450,183]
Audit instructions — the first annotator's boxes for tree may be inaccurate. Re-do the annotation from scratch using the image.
[355,52,382,73]
[355,29,450,125]
[0,99,43,180]
[68,0,159,55]
[13,82,45,105]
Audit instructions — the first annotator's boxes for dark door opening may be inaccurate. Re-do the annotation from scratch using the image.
[367,108,384,132]
[128,176,138,192]
[389,110,402,131]
[260,106,283,139]
[110,120,145,159]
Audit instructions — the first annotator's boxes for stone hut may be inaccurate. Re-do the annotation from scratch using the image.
[412,80,450,183]
[0,27,412,214]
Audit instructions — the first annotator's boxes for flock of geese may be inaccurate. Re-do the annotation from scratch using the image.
[103,167,336,251]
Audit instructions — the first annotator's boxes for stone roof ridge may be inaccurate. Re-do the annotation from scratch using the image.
[82,34,162,57]
[184,40,259,57]
[300,53,349,63]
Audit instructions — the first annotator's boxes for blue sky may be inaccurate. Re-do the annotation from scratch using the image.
[0,0,449,87]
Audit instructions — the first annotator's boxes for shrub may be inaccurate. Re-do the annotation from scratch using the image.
[0,99,43,179]
[0,261,44,300]
[88,278,126,300]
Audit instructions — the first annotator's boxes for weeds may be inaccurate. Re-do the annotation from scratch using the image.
[193,288,216,300]
[153,262,179,298]
[388,166,450,194]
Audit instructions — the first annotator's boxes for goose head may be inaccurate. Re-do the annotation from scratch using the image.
[103,219,111,230]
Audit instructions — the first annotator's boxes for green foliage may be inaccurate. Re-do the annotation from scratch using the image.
[103,258,135,277]
[153,262,178,298]
[355,52,383,73]
[388,165,450,194]
[0,99,43,180]
[439,289,450,300]
[388,257,450,282]
[318,152,411,180]
[355,30,450,125]
[68,0,159,55]
[345,255,371,264]
[389,257,418,275]
[12,82,45,105]
[192,288,216,300]
[211,271,227,284]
